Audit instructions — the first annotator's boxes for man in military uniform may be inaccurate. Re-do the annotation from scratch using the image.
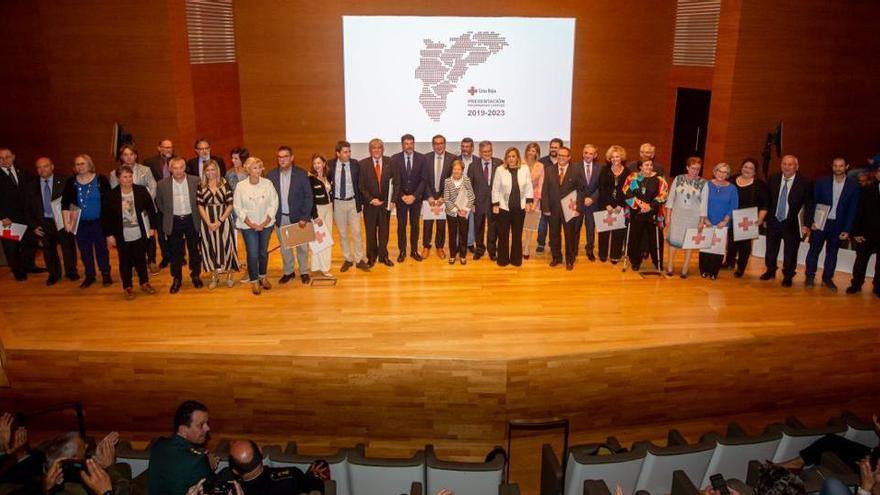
[148,400,217,495]
[219,440,325,495]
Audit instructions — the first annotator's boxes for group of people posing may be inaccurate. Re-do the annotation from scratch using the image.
[1,135,878,298]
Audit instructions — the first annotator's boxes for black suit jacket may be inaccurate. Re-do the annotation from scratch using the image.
[390,151,427,203]
[100,184,158,243]
[574,161,603,213]
[853,181,880,242]
[24,174,67,228]
[423,152,457,200]
[468,157,503,214]
[327,158,363,212]
[358,156,394,205]
[185,156,226,177]
[144,154,171,182]
[542,164,587,218]
[767,172,813,232]
[0,166,33,222]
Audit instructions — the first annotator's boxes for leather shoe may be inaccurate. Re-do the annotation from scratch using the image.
[67,272,80,281]
[822,279,838,291]
[46,276,61,286]
[781,278,793,288]
[141,283,157,295]
[101,274,113,287]
[170,278,182,294]
[79,277,95,288]
[845,285,860,294]
[535,246,545,253]
[159,259,170,269]
[549,259,562,267]
[340,261,353,272]
[467,246,475,253]
[381,258,394,267]
[301,274,311,284]
[759,271,776,281]
[397,253,406,263]
[192,277,204,288]
[411,252,423,262]
[124,288,136,300]
[489,254,497,262]
[734,270,744,278]
[566,262,574,271]
[473,253,483,261]
[587,252,596,261]
[804,277,815,289]
[278,273,294,284]
[356,260,371,272]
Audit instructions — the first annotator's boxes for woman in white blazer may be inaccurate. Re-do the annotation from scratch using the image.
[492,147,535,267]
[233,157,278,295]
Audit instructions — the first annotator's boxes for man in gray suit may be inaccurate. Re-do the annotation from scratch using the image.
[574,144,603,261]
[422,134,457,259]
[155,157,203,293]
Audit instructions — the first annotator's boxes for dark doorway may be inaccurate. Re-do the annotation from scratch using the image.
[669,88,711,177]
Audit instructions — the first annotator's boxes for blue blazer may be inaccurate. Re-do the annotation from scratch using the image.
[808,175,859,234]
[267,166,313,225]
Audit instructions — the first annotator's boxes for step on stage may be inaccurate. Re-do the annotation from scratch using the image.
[1,236,879,455]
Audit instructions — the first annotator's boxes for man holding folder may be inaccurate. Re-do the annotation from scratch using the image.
[542,146,586,270]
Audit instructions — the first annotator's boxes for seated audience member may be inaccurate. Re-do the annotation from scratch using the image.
[216,439,325,495]
[778,413,879,473]
[149,400,218,495]
[848,165,880,296]
[43,431,128,495]
[0,412,44,490]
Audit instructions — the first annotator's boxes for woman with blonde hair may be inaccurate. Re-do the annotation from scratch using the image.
[197,160,239,289]
[597,145,629,263]
[522,142,544,259]
[492,147,535,267]
[233,157,278,295]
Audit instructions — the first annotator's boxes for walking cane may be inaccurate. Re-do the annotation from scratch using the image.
[621,219,632,272]
[654,220,662,272]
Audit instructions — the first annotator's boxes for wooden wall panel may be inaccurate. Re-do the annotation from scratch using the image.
[191,63,245,157]
[234,1,676,162]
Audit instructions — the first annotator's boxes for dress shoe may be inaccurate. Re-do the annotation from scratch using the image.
[467,245,475,253]
[278,273,294,284]
[549,259,562,267]
[411,252,423,262]
[301,274,311,284]
[759,271,776,281]
[874,289,880,298]
[734,270,744,278]
[46,276,61,286]
[822,279,838,291]
[599,257,607,263]
[438,248,446,259]
[565,262,574,271]
[489,254,497,262]
[710,274,717,280]
[79,277,95,288]
[13,272,27,281]
[124,288,136,301]
[845,285,860,294]
[448,258,455,265]
[140,283,157,295]
[610,259,619,265]
[804,277,815,289]
[356,260,371,272]
[523,254,530,260]
[587,252,596,261]
[252,282,262,295]
[459,257,467,265]
[148,262,159,274]
[170,278,182,294]
[261,277,272,290]
[191,277,204,289]
[535,246,545,254]
[66,272,80,281]
[781,278,793,288]
[101,274,113,286]
[381,258,394,267]
[473,253,483,261]
[397,253,406,263]
[680,273,688,279]
[340,261,353,272]
[159,259,170,269]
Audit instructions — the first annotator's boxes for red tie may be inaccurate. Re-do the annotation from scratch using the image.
[374,160,381,194]
[559,167,565,185]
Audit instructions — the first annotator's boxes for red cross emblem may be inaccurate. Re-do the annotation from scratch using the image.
[568,198,578,211]
[710,232,722,246]
[603,212,618,226]
[691,231,706,244]
[467,86,478,96]
[431,204,444,216]
[738,216,754,231]
[314,229,326,243]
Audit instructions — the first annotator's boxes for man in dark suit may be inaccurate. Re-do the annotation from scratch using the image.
[328,140,369,273]
[0,147,39,281]
[761,154,813,287]
[468,140,502,261]
[267,146,313,284]
[573,144,603,261]
[804,157,860,290]
[422,134,456,260]
[536,138,563,254]
[144,139,176,268]
[390,134,427,262]
[185,138,226,177]
[542,146,587,270]
[358,138,394,267]
[155,157,203,293]
[24,157,79,285]
[847,165,880,296]
[627,143,666,177]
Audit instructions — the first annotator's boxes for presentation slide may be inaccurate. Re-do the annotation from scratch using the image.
[343,16,576,146]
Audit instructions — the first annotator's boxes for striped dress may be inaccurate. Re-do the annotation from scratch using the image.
[197,181,240,272]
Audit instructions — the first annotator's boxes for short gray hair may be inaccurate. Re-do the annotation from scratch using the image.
[44,432,83,466]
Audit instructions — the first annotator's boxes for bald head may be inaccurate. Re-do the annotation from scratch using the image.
[35,157,55,179]
[229,440,263,479]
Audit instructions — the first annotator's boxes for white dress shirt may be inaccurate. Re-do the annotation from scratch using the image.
[828,177,845,220]
[172,177,192,215]
[234,178,279,230]
[777,175,794,219]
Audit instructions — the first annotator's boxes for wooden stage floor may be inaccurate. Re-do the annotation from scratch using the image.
[1,230,879,473]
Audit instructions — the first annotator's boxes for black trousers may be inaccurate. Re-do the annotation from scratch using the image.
[446,215,468,258]
[799,434,874,471]
[37,218,78,279]
[156,212,170,262]
[496,207,525,267]
[764,218,800,279]
[850,238,880,290]
[169,215,201,280]
[422,219,446,249]
[473,209,497,256]
[364,204,390,262]
[548,214,578,263]
[117,236,148,289]
[396,200,420,254]
[598,228,626,261]
[699,252,725,276]
[1,235,28,278]
[628,218,660,270]
[726,226,754,273]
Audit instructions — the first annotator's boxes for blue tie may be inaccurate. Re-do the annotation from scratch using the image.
[43,179,53,218]
[339,163,347,200]
[776,178,790,222]
[406,155,411,176]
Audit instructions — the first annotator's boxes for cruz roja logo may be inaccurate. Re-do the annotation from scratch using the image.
[467,86,497,96]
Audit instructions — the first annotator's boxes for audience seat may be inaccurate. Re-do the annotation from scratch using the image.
[263,442,352,495]
[766,416,845,463]
[425,444,505,495]
[699,424,781,487]
[635,431,718,495]
[116,440,152,479]
[563,437,649,495]
[831,411,880,448]
[346,444,425,495]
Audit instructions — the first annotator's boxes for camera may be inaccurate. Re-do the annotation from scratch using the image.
[60,460,86,483]
[202,479,234,494]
